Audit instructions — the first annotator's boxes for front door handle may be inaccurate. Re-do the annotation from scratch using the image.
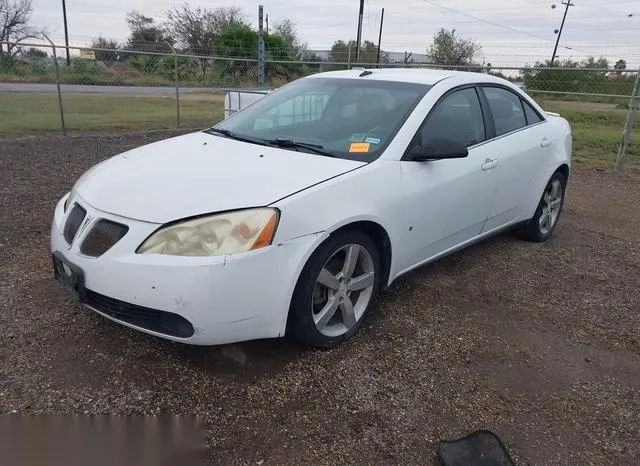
[481,158,499,171]
[540,137,551,147]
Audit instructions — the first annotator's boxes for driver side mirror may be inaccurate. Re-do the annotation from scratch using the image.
[408,137,469,162]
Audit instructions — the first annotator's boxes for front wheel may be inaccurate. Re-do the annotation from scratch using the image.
[287,231,381,349]
[519,171,567,242]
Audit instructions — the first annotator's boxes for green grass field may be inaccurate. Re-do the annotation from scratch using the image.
[0,92,224,133]
[539,100,639,169]
[0,91,637,169]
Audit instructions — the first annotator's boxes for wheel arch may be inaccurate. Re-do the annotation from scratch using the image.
[326,220,393,291]
[555,163,570,182]
[281,218,394,338]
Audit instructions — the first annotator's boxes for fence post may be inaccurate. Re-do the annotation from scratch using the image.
[42,34,66,135]
[167,42,180,128]
[614,69,640,173]
[257,5,265,88]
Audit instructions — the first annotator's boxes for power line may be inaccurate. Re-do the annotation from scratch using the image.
[419,0,599,56]
[421,0,560,43]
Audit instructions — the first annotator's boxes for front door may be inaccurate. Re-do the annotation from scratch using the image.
[397,87,497,271]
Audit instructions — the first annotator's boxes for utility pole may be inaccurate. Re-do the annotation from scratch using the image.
[61,0,71,65]
[376,8,385,66]
[550,1,574,66]
[266,14,269,35]
[258,5,265,88]
[355,0,364,63]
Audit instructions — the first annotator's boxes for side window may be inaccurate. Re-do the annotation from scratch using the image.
[522,99,543,125]
[419,88,486,149]
[483,87,527,136]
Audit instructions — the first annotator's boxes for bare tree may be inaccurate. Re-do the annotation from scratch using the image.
[272,18,307,58]
[403,51,414,64]
[166,4,245,55]
[165,4,245,74]
[0,0,40,56]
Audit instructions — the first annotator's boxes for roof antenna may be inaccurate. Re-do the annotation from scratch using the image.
[359,70,373,77]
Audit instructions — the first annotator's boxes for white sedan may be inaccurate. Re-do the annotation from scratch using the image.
[51,69,572,348]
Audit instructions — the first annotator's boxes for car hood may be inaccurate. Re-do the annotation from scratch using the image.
[75,131,365,223]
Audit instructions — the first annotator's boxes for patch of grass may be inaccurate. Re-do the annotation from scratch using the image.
[0,92,224,134]
[539,100,639,169]
[529,91,629,106]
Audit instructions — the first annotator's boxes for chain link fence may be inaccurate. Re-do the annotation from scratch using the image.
[1,41,638,169]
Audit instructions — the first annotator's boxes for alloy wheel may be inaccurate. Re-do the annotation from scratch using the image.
[311,244,376,337]
[539,179,563,235]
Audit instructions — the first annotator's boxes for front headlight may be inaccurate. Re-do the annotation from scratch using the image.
[137,208,279,256]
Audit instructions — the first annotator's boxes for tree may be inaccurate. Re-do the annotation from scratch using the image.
[582,56,608,69]
[23,46,45,58]
[90,37,119,62]
[165,4,246,74]
[329,39,387,64]
[427,28,481,67]
[522,56,635,96]
[212,23,255,58]
[125,11,173,52]
[166,4,245,55]
[0,0,40,56]
[614,59,627,76]
[328,40,349,62]
[272,18,306,59]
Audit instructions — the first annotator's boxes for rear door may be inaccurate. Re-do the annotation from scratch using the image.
[478,86,552,232]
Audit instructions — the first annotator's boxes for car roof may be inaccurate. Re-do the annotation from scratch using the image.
[306,67,508,87]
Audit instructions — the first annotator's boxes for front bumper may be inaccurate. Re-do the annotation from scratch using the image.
[51,193,320,345]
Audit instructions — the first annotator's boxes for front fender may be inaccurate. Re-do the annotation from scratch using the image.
[271,159,406,283]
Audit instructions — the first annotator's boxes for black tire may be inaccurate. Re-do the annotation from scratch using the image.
[287,230,382,349]
[519,171,567,242]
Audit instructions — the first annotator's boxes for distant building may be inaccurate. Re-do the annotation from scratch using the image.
[386,51,432,64]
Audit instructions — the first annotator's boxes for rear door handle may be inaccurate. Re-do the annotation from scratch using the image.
[540,137,551,147]
[481,158,499,171]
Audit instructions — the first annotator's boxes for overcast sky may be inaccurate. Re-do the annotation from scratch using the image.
[31,0,640,67]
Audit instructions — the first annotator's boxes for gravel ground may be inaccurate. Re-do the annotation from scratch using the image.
[1,131,639,465]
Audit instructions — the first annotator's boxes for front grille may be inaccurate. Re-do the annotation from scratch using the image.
[80,219,129,257]
[63,204,87,244]
[83,289,195,338]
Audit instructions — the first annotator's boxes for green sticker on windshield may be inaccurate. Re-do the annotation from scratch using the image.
[350,133,366,142]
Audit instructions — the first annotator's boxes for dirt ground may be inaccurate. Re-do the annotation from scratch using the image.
[0,131,638,465]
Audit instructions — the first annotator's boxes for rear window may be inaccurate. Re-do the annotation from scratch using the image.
[522,99,544,125]
[483,87,527,136]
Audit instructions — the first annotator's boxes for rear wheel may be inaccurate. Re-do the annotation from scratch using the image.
[288,231,381,348]
[519,171,566,242]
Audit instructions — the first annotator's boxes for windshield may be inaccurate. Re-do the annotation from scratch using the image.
[211,77,431,161]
